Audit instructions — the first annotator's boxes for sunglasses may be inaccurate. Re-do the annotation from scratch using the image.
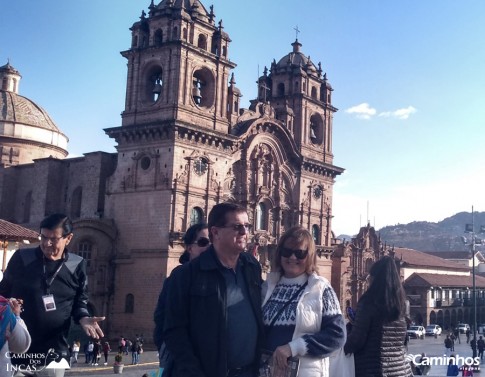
[280,247,308,260]
[219,223,253,233]
[194,237,210,247]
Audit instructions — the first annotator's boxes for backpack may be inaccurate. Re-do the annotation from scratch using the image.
[445,338,452,348]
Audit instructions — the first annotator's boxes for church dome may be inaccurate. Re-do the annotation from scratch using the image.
[151,0,211,21]
[0,62,68,166]
[275,40,319,73]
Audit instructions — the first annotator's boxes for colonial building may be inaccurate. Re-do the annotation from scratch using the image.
[332,223,485,330]
[405,272,485,329]
[0,0,343,340]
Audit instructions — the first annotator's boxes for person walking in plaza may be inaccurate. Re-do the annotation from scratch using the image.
[71,340,80,364]
[131,338,139,365]
[470,337,477,359]
[466,328,471,344]
[477,336,485,360]
[344,256,412,377]
[92,340,101,365]
[0,214,105,377]
[445,335,453,356]
[454,326,461,344]
[164,202,264,377]
[462,364,474,376]
[83,341,90,364]
[446,357,459,376]
[262,226,346,377]
[103,341,111,365]
[450,332,456,351]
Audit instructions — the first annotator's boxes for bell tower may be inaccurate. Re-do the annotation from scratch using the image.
[261,39,337,166]
[103,1,242,338]
[120,0,236,133]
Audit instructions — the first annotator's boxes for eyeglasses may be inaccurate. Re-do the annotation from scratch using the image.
[40,234,66,244]
[193,237,210,247]
[219,223,253,233]
[280,247,309,260]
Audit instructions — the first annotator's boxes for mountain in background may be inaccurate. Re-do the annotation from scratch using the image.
[338,212,485,252]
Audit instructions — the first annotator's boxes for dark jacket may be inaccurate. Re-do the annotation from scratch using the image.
[163,247,264,377]
[0,247,89,355]
[154,258,189,350]
[344,296,412,377]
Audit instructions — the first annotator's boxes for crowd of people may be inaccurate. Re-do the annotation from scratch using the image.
[1,205,481,377]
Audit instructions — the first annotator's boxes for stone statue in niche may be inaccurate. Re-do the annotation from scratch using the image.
[254,144,273,189]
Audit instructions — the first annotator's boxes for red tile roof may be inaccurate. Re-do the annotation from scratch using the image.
[405,272,485,288]
[0,219,39,241]
[394,247,469,271]
[425,251,473,260]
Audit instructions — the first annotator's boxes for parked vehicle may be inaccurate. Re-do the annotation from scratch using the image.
[407,325,425,339]
[425,324,442,337]
[458,323,470,334]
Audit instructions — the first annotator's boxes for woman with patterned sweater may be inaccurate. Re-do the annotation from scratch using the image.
[262,226,346,377]
[344,256,413,377]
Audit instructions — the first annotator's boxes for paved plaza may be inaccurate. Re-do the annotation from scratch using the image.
[63,335,485,377]
[66,350,160,377]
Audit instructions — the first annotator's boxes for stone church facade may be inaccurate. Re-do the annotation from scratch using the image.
[0,0,344,340]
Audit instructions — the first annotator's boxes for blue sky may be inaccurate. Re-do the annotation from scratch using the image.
[2,1,485,235]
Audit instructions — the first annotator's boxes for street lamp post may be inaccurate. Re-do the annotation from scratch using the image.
[465,206,484,360]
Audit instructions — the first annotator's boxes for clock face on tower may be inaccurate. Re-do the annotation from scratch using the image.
[313,185,323,199]
[193,157,208,176]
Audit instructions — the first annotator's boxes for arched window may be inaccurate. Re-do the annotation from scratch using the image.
[132,35,138,48]
[172,27,178,40]
[71,186,82,219]
[154,29,163,46]
[256,203,267,230]
[125,294,134,313]
[222,46,227,57]
[23,191,32,223]
[192,68,215,108]
[311,86,317,99]
[190,207,204,226]
[77,240,93,268]
[197,34,207,50]
[309,114,324,145]
[312,225,320,244]
[183,28,188,40]
[2,77,7,91]
[365,258,373,273]
[146,68,163,103]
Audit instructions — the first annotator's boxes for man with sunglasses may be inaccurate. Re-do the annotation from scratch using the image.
[164,203,264,377]
[0,213,104,377]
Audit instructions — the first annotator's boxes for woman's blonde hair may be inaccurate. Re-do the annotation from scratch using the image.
[273,225,319,275]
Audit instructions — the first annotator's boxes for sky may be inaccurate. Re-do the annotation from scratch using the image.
[2,0,485,236]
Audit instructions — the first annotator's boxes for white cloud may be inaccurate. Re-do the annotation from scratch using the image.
[345,103,376,120]
[379,106,417,120]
